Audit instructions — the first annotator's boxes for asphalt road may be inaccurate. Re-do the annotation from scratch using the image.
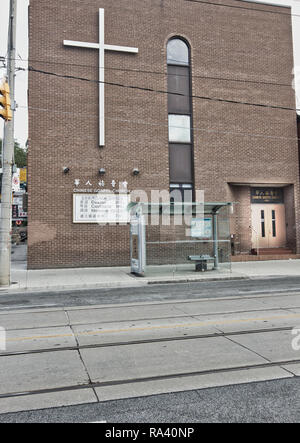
[1,276,300,311]
[0,377,299,423]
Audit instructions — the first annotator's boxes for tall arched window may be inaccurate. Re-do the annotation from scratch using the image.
[167,38,194,201]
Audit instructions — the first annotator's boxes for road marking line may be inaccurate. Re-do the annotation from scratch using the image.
[4,313,300,343]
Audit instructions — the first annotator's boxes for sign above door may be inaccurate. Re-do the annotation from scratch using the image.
[251,188,284,204]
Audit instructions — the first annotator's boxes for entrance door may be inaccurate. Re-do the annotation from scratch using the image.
[251,204,286,250]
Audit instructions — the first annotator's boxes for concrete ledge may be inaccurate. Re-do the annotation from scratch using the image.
[0,389,97,415]
[146,275,247,285]
[0,280,147,295]
[95,366,293,403]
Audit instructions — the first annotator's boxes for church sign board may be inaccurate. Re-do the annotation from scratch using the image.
[73,193,130,224]
[251,188,284,204]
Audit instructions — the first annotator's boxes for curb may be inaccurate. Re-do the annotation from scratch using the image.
[146,276,248,285]
[0,281,147,295]
[0,274,250,295]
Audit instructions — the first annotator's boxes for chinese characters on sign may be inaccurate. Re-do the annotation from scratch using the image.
[251,188,284,204]
[12,194,28,220]
[73,194,130,224]
[73,179,128,192]
[12,205,19,219]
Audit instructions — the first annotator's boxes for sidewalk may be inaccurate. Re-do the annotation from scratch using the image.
[0,244,299,293]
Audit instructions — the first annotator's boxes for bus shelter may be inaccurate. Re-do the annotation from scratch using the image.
[130,202,232,277]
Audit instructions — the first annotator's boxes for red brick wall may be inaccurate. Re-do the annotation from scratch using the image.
[28,0,300,268]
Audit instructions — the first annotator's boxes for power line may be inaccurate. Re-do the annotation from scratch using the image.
[27,66,300,113]
[16,104,300,143]
[1,0,298,91]
[0,55,293,88]
[183,0,300,18]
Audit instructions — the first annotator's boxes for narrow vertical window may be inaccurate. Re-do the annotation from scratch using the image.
[261,210,265,238]
[167,38,194,201]
[272,210,276,237]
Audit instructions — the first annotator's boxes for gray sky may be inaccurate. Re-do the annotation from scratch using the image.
[0,0,300,148]
[0,0,29,147]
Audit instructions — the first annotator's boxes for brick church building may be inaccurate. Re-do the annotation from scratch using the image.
[28,0,300,269]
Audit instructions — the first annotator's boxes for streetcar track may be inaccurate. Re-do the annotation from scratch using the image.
[1,282,300,411]
[0,357,299,402]
[1,305,297,332]
[0,324,296,358]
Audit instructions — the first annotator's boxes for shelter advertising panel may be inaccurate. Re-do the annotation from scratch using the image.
[190,218,213,238]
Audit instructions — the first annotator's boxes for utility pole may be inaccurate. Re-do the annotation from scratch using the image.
[0,0,17,286]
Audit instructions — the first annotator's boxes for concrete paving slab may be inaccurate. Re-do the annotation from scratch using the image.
[193,310,300,334]
[143,263,231,277]
[230,330,300,363]
[26,270,83,289]
[286,308,300,314]
[73,317,218,347]
[172,298,279,316]
[95,366,292,402]
[5,326,76,353]
[9,265,146,292]
[231,260,300,277]
[177,295,300,317]
[0,306,67,315]
[66,297,295,327]
[0,310,68,331]
[0,389,97,415]
[67,303,187,326]
[0,351,89,395]
[270,298,300,309]
[143,265,239,284]
[281,363,300,376]
[80,336,267,384]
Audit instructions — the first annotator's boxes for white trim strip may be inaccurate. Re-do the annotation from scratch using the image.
[63,40,100,49]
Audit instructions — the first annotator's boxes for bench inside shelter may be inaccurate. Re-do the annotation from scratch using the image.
[188,255,214,272]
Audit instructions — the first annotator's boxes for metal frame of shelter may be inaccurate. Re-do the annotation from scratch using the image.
[130,202,233,277]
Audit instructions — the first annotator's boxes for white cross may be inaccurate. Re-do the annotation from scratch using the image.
[64,8,139,147]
